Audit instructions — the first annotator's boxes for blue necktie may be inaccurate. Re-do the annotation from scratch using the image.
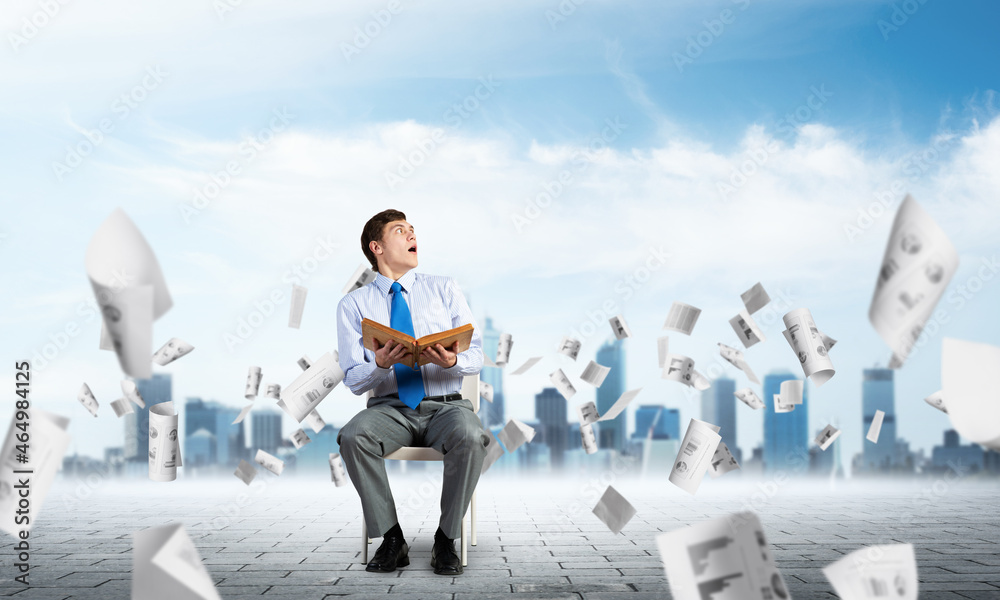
[390,281,425,409]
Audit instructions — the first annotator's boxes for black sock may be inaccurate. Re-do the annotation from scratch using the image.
[434,526,451,542]
[384,523,403,539]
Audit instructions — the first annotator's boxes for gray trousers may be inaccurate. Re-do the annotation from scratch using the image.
[337,395,490,539]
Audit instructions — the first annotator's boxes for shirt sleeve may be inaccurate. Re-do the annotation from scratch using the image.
[337,293,394,395]
[441,277,484,378]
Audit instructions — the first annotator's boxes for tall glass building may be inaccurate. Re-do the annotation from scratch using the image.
[480,316,505,429]
[252,409,283,455]
[534,387,567,470]
[861,368,897,471]
[701,377,739,461]
[185,397,245,467]
[596,338,626,452]
[633,405,680,440]
[763,371,809,475]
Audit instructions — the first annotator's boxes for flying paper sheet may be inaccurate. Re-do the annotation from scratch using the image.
[664,301,702,335]
[579,360,611,387]
[132,522,221,600]
[735,388,764,410]
[498,419,536,453]
[592,485,637,535]
[511,356,542,376]
[578,401,600,425]
[279,351,344,422]
[596,388,643,423]
[329,453,348,487]
[255,449,284,476]
[823,544,917,600]
[867,410,885,444]
[662,354,710,391]
[580,422,598,454]
[709,442,740,478]
[121,379,146,408]
[290,429,311,449]
[656,512,790,600]
[479,381,494,403]
[153,337,194,366]
[657,336,670,368]
[942,338,1000,450]
[234,460,257,485]
[481,432,505,474]
[232,404,252,425]
[304,409,326,433]
[783,308,835,386]
[265,383,281,400]
[78,383,99,417]
[815,424,842,451]
[740,282,771,314]
[773,379,803,414]
[0,409,70,536]
[869,195,959,368]
[288,284,308,328]
[549,369,576,400]
[718,343,760,384]
[923,390,947,414]
[111,398,134,417]
[669,419,722,495]
[149,401,182,482]
[342,263,377,294]
[609,314,632,340]
[495,333,513,366]
[297,355,312,371]
[729,309,766,349]
[245,366,262,399]
[85,208,173,379]
[558,336,582,360]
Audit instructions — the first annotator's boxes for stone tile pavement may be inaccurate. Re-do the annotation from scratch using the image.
[1,472,999,599]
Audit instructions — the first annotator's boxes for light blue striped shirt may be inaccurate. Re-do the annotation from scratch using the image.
[337,270,483,398]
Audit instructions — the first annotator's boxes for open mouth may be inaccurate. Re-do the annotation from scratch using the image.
[408,245,417,253]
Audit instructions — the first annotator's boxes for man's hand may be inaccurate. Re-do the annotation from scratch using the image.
[422,341,459,369]
[374,338,414,369]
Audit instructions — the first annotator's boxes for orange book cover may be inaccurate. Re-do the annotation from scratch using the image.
[362,318,474,368]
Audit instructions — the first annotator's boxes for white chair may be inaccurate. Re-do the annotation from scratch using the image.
[361,375,480,566]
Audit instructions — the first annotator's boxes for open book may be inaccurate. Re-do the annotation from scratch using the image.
[362,318,474,369]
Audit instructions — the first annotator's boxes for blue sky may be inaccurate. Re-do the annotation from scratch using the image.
[1,0,999,468]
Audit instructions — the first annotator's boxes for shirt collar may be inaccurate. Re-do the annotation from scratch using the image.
[374,270,417,297]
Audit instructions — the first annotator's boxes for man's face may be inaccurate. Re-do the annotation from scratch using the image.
[374,219,418,272]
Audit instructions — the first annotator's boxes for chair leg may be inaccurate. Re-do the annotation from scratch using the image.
[361,518,369,564]
[461,510,468,567]
[471,490,477,546]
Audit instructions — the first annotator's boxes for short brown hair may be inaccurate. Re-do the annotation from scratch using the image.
[361,209,407,273]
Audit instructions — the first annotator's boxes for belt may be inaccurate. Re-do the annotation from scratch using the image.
[386,392,463,402]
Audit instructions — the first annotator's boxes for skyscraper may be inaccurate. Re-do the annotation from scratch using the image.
[252,409,283,455]
[633,405,680,440]
[861,368,897,471]
[701,377,739,461]
[185,398,246,467]
[480,316,505,429]
[124,373,172,463]
[534,387,567,469]
[762,371,809,475]
[596,338,626,452]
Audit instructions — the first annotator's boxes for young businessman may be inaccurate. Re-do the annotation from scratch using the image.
[336,209,488,575]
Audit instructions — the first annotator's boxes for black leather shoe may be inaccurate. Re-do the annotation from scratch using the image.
[431,528,463,575]
[366,533,409,572]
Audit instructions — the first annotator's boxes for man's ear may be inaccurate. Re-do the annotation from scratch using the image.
[369,239,382,255]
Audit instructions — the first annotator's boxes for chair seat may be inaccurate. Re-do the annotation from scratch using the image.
[384,446,443,461]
